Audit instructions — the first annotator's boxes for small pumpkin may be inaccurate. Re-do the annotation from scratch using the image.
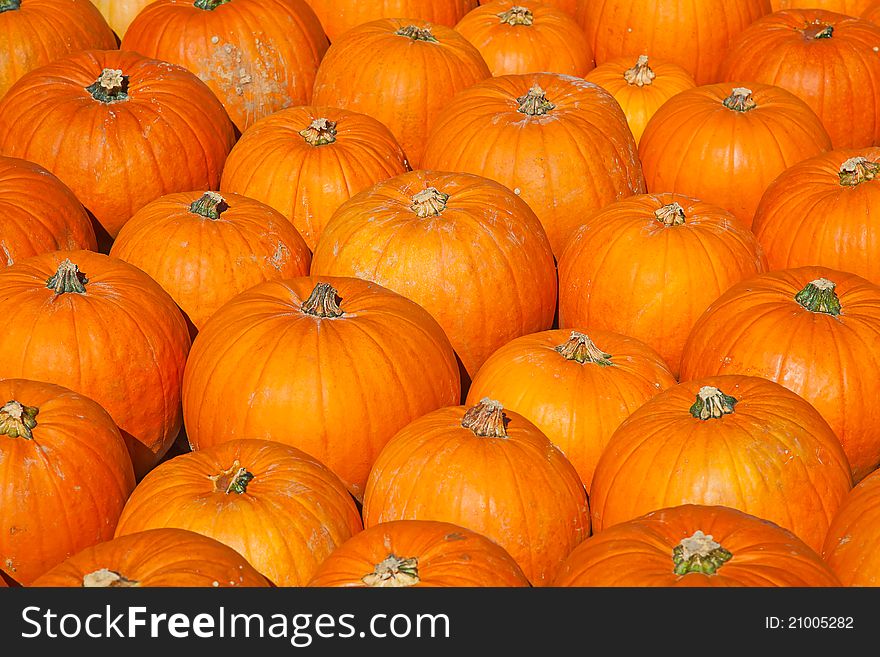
[822,468,880,586]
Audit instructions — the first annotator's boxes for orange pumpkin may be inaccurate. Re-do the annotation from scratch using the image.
[679,268,880,484]
[822,468,880,586]
[308,520,530,587]
[220,106,408,250]
[465,329,677,492]
[311,18,491,168]
[0,251,192,479]
[109,191,312,335]
[422,72,645,257]
[362,398,590,586]
[0,155,96,267]
[639,83,832,229]
[554,504,842,587]
[114,439,363,587]
[773,0,874,16]
[309,170,558,384]
[121,0,329,133]
[92,0,154,36]
[864,1,880,22]
[182,276,461,500]
[30,528,270,588]
[0,378,135,586]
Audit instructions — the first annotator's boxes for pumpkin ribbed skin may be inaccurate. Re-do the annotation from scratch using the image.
[310,170,557,384]
[720,10,880,150]
[0,155,96,267]
[773,0,874,17]
[0,251,192,479]
[220,106,408,250]
[303,0,477,41]
[639,83,832,229]
[554,504,842,587]
[0,378,136,586]
[31,528,270,588]
[109,191,312,334]
[679,267,880,484]
[0,50,237,244]
[312,18,490,169]
[753,149,880,285]
[114,439,363,587]
[422,72,645,257]
[93,0,153,36]
[121,0,329,133]
[822,468,880,586]
[182,275,461,501]
[308,520,530,587]
[864,1,880,22]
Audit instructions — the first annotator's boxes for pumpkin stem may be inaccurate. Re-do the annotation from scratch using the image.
[623,54,655,87]
[555,331,613,366]
[795,278,841,316]
[85,68,129,104]
[410,187,450,217]
[189,191,228,220]
[194,0,232,9]
[672,531,733,576]
[396,25,438,42]
[655,202,686,226]
[361,555,420,587]
[804,23,834,40]
[838,156,879,187]
[516,85,555,116]
[209,460,255,495]
[689,386,737,420]
[301,282,344,318]
[299,118,338,146]
[497,6,533,25]
[461,398,509,438]
[722,87,756,113]
[0,0,21,13]
[46,259,88,295]
[0,401,38,440]
[82,568,141,587]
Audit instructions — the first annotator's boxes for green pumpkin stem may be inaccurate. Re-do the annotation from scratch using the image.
[299,118,338,146]
[804,23,834,40]
[410,187,450,217]
[301,282,344,318]
[838,157,879,187]
[85,68,129,104]
[361,555,420,587]
[497,6,533,26]
[46,259,88,295]
[623,55,655,87]
[795,278,841,316]
[194,0,232,9]
[461,398,509,438]
[517,85,555,116]
[672,531,733,576]
[209,460,255,495]
[655,202,686,226]
[82,569,141,587]
[189,191,228,219]
[0,401,39,440]
[555,331,613,366]
[396,25,438,42]
[689,386,737,420]
[0,0,21,13]
[722,87,756,113]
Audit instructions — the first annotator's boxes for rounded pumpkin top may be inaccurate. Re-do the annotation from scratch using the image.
[822,467,880,586]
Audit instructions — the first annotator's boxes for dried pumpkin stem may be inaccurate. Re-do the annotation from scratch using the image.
[555,331,613,366]
[46,259,88,295]
[82,569,141,587]
[0,401,39,440]
[838,157,879,186]
[672,530,732,576]
[623,55,655,87]
[655,202,686,226]
[689,386,737,420]
[516,85,555,116]
[461,398,509,438]
[361,555,420,587]
[301,282,344,318]
[411,187,449,217]
[299,118,338,146]
[209,460,255,495]
[722,87,756,113]
[0,0,21,13]
[497,6,533,26]
[189,191,228,219]
[804,23,834,40]
[85,68,129,104]
[795,278,841,315]
[396,25,438,42]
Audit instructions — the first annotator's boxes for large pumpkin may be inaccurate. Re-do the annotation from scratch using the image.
[719,9,880,150]
[121,0,329,133]
[0,155,96,267]
[182,276,461,500]
[30,528,270,588]
[362,398,591,586]
[0,378,135,585]
[220,106,408,250]
[773,0,874,17]
[679,268,880,483]
[308,519,530,587]
[0,251,192,478]
[309,170,558,384]
[639,83,832,229]
[0,50,237,246]
[114,439,363,587]
[311,18,490,169]
[422,72,645,257]
[554,504,842,587]
[822,468,880,586]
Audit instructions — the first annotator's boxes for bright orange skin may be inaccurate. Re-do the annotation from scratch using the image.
[639,82,832,230]
[0,155,96,267]
[121,0,329,133]
[0,0,116,98]
[0,50,236,242]
[114,439,363,587]
[558,193,767,377]
[590,375,853,553]
[303,0,477,41]
[554,504,842,587]
[823,468,880,586]
[533,0,578,17]
[362,405,591,587]
[454,1,594,77]
[31,528,270,587]
[575,0,771,85]
[720,10,880,150]
[865,1,880,22]
[679,267,880,484]
[308,520,530,587]
[312,18,490,169]
[109,191,311,335]
[773,0,873,17]
[220,106,408,250]
[310,170,557,384]
[0,378,136,586]
[182,275,461,501]
[0,250,192,479]
[422,72,645,257]
[584,56,696,145]
[465,328,677,493]
[753,148,880,285]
